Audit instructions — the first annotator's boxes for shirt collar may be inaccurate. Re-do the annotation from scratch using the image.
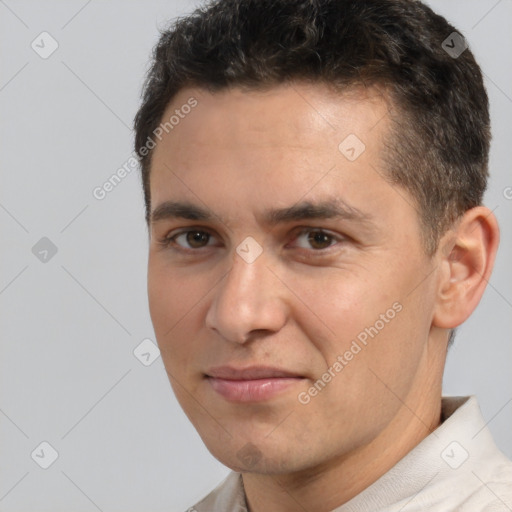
[335,395,499,511]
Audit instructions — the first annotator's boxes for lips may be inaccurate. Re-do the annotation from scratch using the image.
[205,366,304,402]
[207,366,301,380]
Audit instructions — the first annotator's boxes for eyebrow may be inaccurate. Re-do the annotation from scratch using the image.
[150,198,373,226]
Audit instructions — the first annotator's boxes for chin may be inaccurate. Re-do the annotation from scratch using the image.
[201,434,309,475]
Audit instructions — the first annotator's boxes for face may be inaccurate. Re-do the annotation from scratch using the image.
[147,83,441,474]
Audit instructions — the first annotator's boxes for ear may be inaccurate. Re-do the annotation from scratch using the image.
[432,206,500,330]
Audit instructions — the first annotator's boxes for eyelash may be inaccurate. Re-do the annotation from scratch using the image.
[158,227,345,255]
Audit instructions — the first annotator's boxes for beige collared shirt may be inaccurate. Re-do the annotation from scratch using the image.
[187,396,512,511]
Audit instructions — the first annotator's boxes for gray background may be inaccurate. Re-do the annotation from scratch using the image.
[1,1,510,510]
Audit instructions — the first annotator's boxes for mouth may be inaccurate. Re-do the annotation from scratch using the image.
[205,366,305,402]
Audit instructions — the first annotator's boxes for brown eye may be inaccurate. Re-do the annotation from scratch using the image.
[185,230,211,248]
[163,229,216,250]
[288,227,345,254]
[306,230,335,250]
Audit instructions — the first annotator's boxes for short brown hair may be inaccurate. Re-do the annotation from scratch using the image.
[134,0,490,254]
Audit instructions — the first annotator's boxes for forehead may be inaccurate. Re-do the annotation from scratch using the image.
[149,83,400,225]
[155,82,390,152]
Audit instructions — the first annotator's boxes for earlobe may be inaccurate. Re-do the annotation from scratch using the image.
[432,206,500,330]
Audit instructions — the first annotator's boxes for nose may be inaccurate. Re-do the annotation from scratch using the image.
[205,247,288,344]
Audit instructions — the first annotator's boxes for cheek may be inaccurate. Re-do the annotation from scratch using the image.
[317,278,431,409]
[147,263,174,337]
[287,269,389,357]
[147,260,205,358]
[291,265,425,389]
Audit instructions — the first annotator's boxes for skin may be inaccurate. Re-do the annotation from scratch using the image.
[147,83,499,511]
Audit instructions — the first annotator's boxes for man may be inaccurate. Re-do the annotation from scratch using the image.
[133,0,512,510]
